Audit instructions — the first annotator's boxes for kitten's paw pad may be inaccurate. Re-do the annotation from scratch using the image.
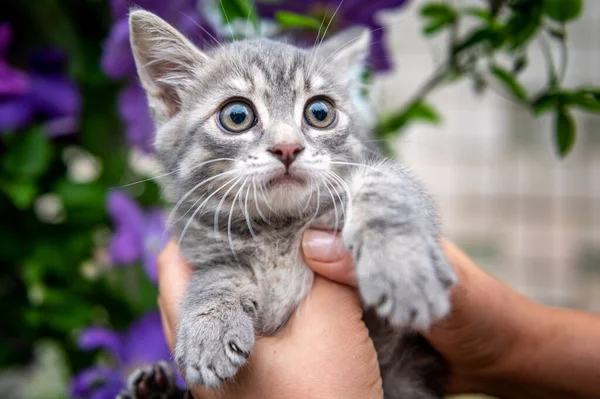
[349,228,456,331]
[117,361,184,399]
[175,311,254,388]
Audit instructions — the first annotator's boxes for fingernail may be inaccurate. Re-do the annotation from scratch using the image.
[303,230,346,262]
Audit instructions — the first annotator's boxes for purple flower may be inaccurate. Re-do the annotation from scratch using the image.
[0,24,28,96]
[118,83,154,154]
[70,312,179,399]
[107,190,167,283]
[0,24,81,136]
[257,0,410,71]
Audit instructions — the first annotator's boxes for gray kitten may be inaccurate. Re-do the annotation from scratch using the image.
[125,10,456,399]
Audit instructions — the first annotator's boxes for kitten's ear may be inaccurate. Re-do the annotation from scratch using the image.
[129,10,208,120]
[317,28,371,75]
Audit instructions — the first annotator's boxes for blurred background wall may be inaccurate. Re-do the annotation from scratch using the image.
[379,0,600,311]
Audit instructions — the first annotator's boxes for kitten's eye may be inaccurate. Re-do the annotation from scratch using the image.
[304,98,336,129]
[218,101,256,133]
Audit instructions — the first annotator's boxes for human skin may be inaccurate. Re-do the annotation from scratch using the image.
[157,232,600,399]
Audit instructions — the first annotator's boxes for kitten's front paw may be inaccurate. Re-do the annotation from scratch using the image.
[345,220,456,331]
[175,304,255,388]
[117,361,186,399]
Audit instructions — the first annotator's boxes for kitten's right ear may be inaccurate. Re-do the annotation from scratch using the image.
[129,10,208,121]
[316,27,371,79]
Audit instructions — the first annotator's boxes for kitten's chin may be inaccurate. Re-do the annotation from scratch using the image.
[264,179,311,214]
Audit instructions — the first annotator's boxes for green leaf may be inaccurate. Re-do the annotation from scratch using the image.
[421,3,456,36]
[0,179,38,209]
[275,11,322,31]
[554,106,576,157]
[504,4,543,50]
[460,6,492,21]
[543,0,582,22]
[532,91,562,114]
[490,65,528,101]
[452,28,494,54]
[423,18,452,35]
[533,88,600,114]
[489,0,505,16]
[377,102,441,136]
[2,128,53,179]
[54,180,107,224]
[421,3,455,18]
[234,0,260,29]
[567,89,600,112]
[512,55,528,74]
[547,27,566,40]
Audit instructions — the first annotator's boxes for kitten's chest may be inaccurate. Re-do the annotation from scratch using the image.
[250,233,314,335]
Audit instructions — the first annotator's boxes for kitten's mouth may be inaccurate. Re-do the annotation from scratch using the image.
[267,172,305,188]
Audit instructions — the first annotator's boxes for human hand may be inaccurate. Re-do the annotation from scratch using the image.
[301,230,535,395]
[157,241,383,399]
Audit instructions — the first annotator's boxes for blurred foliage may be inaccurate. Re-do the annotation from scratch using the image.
[0,0,159,378]
[376,0,600,158]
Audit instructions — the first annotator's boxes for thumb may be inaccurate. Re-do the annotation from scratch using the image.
[302,229,357,287]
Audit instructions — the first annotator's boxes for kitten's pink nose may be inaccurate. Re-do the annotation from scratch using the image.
[268,144,304,168]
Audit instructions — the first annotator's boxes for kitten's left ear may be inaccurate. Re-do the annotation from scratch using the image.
[316,27,371,76]
[129,10,209,121]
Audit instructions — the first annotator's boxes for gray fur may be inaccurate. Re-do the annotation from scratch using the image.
[130,10,456,398]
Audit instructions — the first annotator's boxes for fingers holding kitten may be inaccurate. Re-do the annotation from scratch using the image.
[157,240,192,349]
[302,230,357,287]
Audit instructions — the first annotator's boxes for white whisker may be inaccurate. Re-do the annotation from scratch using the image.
[227,177,248,262]
[320,173,340,233]
[178,11,224,49]
[243,181,256,239]
[300,175,314,215]
[120,167,181,188]
[219,0,236,41]
[324,171,346,220]
[214,176,243,234]
[253,178,272,225]
[326,170,353,226]
[166,161,237,230]
[178,176,239,244]
[308,0,345,76]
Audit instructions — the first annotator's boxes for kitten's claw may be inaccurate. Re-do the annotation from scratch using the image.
[116,361,187,399]
[345,222,456,332]
[175,305,255,388]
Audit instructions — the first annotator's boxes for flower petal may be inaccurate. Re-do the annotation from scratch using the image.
[101,18,136,79]
[0,96,35,133]
[117,83,155,153]
[43,115,80,137]
[89,385,124,399]
[78,326,122,358]
[28,48,70,74]
[69,366,123,399]
[29,74,81,119]
[120,312,171,366]
[109,0,129,20]
[367,23,393,71]
[106,190,145,265]
[0,62,29,96]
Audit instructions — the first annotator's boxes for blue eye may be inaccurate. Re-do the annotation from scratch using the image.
[304,98,336,128]
[219,101,256,133]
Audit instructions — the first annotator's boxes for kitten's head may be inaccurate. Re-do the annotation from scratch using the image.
[129,10,373,217]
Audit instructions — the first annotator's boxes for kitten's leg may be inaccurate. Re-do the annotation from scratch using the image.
[116,361,189,399]
[175,266,258,388]
[342,161,457,331]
